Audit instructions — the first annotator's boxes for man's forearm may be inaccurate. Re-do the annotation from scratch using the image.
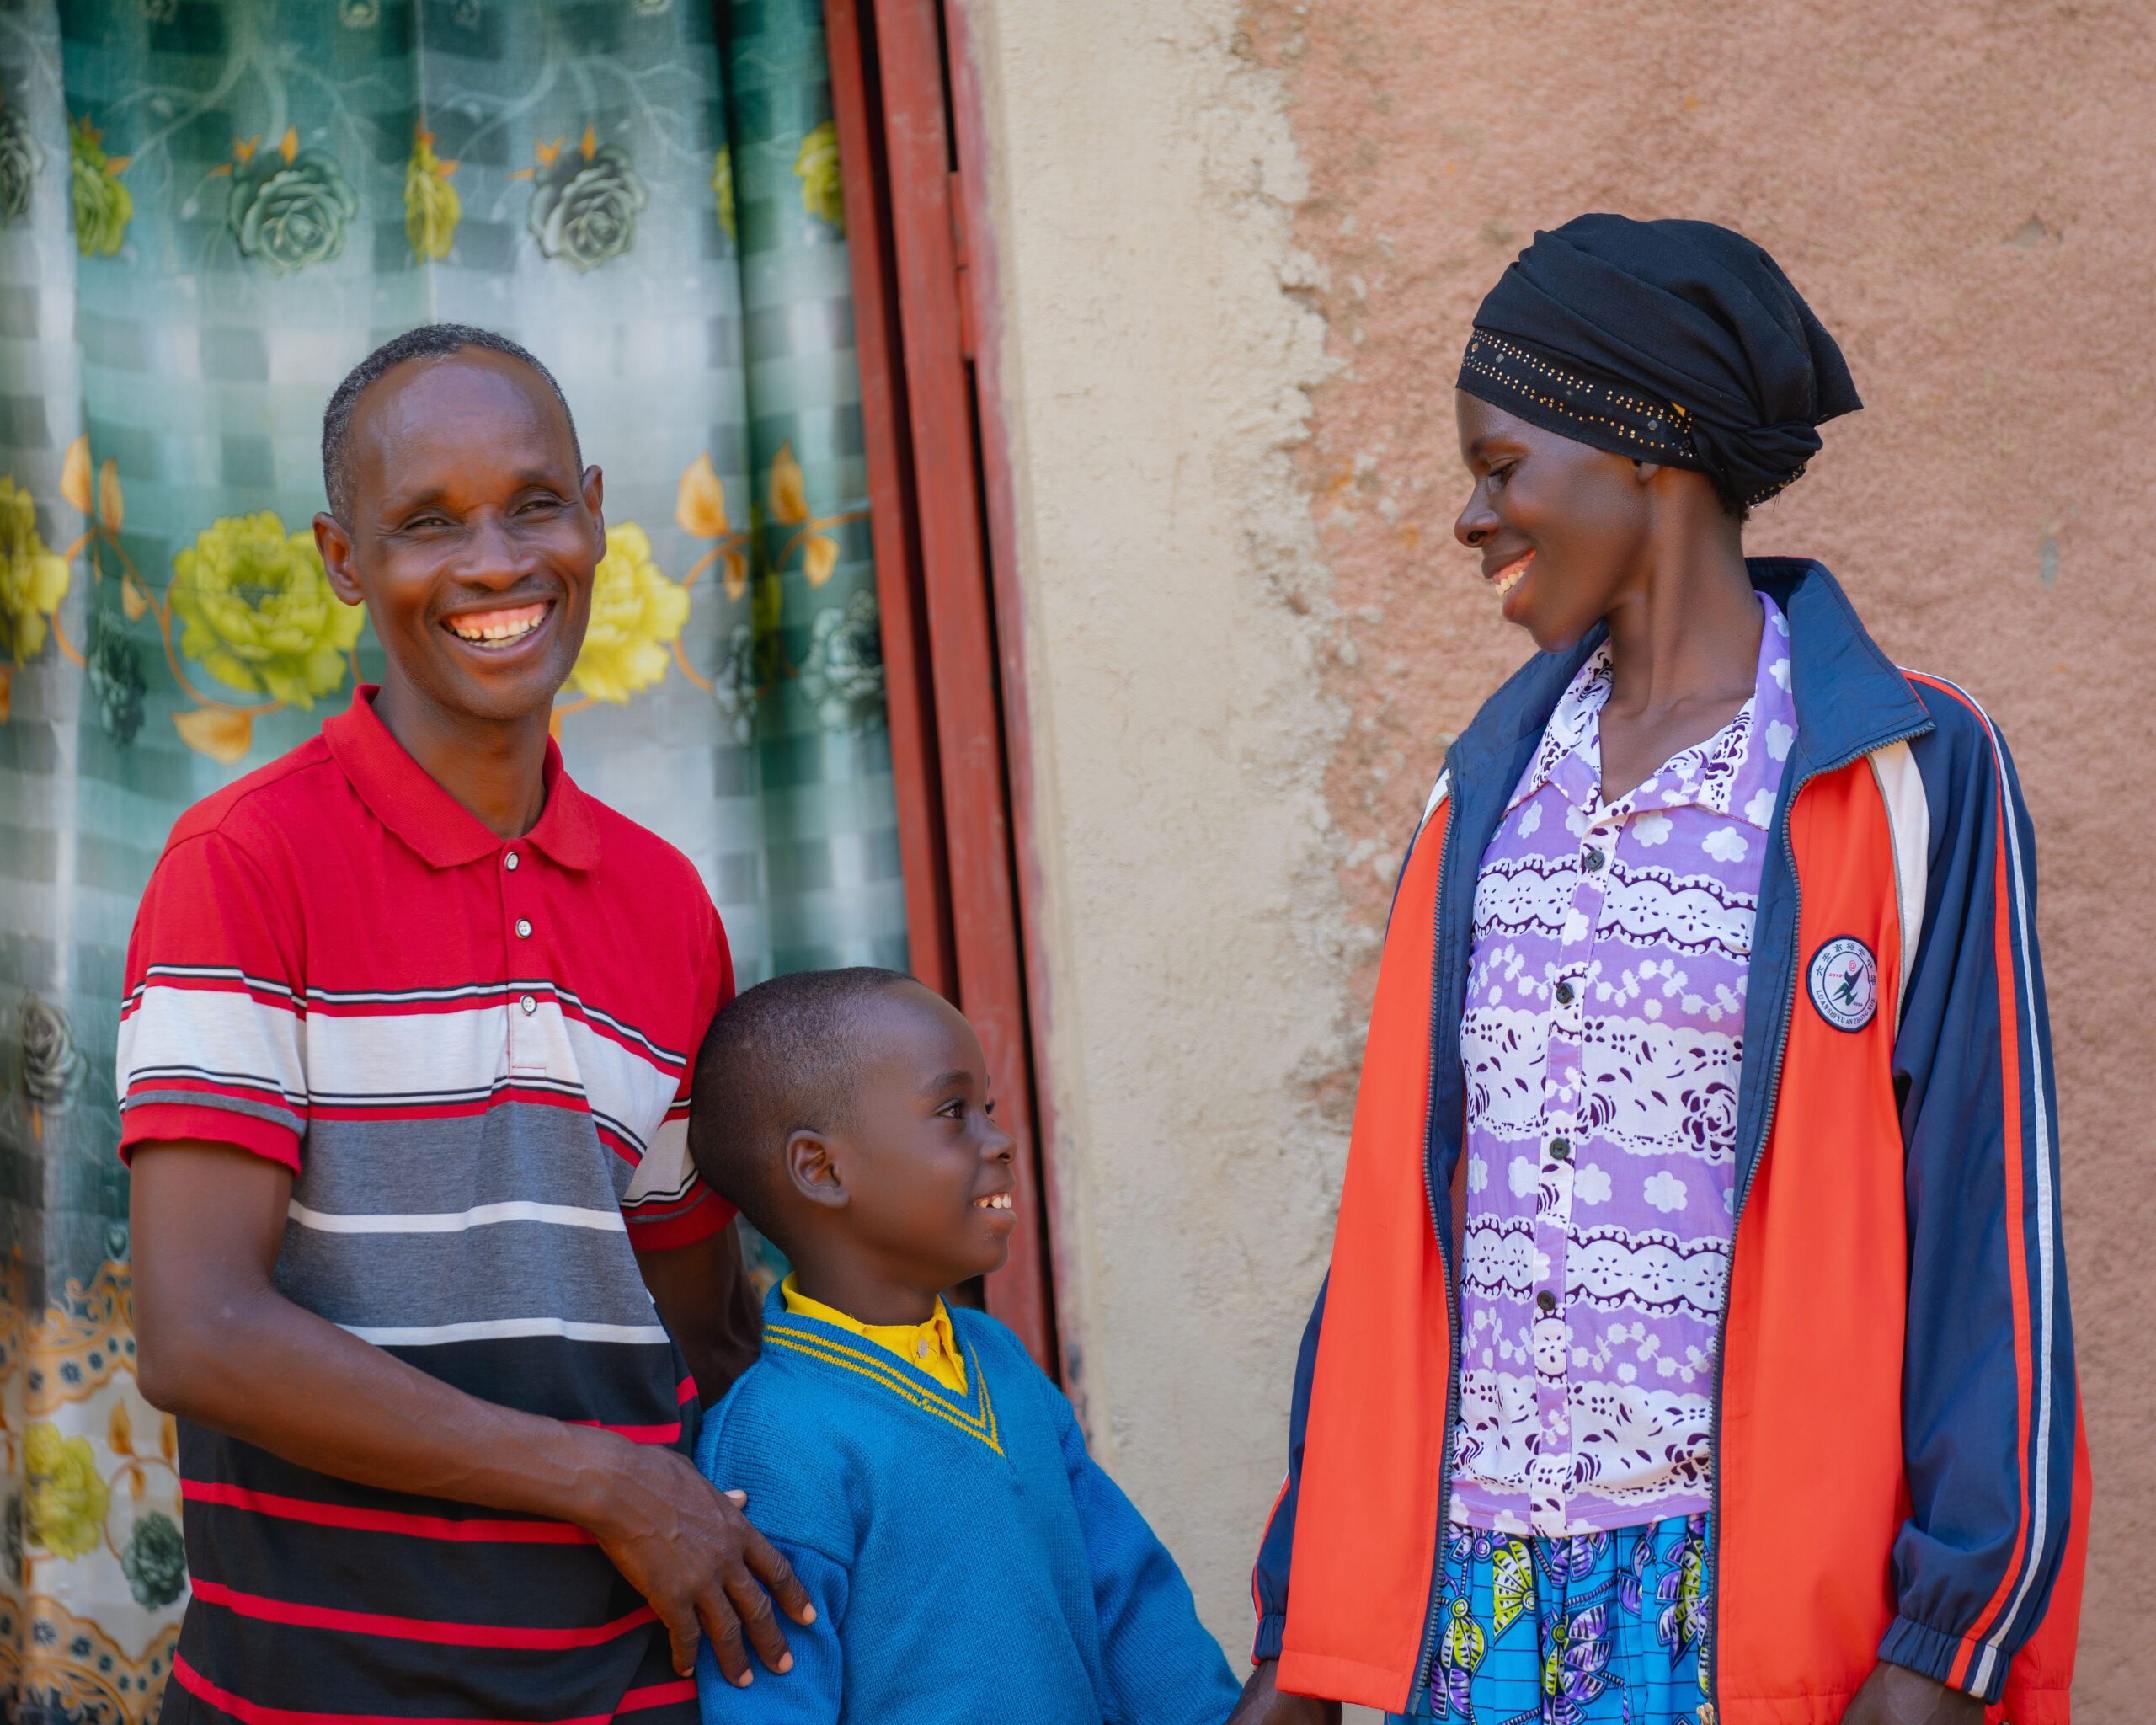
[145,1271,631,1524]
[131,1140,630,1528]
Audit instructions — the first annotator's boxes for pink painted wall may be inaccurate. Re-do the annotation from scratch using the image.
[1247,0,2155,1709]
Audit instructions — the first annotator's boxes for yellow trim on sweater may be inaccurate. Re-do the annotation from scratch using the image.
[780,1274,969,1394]
[760,1327,1001,1455]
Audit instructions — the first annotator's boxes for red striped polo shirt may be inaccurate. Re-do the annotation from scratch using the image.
[117,686,734,1724]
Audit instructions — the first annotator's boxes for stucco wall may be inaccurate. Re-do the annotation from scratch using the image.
[1245,1,2153,1711]
[967,0,2153,1712]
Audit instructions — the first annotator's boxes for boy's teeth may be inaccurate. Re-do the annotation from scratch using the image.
[973,1194,1012,1210]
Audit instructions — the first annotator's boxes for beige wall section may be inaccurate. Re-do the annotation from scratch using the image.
[968,0,2153,1712]
[960,0,1361,1677]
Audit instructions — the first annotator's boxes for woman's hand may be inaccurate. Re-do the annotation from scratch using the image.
[1838,1664,1983,1725]
[1225,1659,1342,1725]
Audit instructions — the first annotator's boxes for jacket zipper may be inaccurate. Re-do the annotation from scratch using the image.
[1703,724,1927,1716]
[1410,761,1466,1707]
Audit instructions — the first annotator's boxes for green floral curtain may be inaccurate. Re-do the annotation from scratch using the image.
[0,1,905,1716]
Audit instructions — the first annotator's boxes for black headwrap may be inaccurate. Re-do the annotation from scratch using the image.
[1457,215,1860,507]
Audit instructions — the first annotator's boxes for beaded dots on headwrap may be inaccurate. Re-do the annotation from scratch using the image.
[1460,331,1806,508]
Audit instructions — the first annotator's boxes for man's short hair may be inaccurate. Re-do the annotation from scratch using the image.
[319,323,581,522]
[689,967,921,1240]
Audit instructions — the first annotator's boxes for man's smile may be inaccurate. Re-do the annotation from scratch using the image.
[439,598,555,649]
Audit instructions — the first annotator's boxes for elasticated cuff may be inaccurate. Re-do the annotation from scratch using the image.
[1878,1614,2008,1706]
[1251,1610,1286,1664]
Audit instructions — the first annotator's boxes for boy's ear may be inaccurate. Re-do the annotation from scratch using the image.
[784,1128,847,1210]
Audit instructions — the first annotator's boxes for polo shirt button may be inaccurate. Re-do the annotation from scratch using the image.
[1554,981,1576,1006]
[519,994,537,1015]
[504,851,520,872]
[1583,846,1606,872]
[1549,1136,1572,1161]
[916,1339,931,1359]
[1536,1290,1558,1314]
[515,919,533,939]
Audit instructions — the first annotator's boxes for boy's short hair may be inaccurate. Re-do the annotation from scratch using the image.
[689,966,921,1239]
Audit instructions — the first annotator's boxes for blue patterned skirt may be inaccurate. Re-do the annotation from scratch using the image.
[1388,1517,1715,1725]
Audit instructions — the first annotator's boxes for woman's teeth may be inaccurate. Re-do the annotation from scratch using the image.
[445,602,549,644]
[1491,554,1534,599]
[972,1194,1013,1210]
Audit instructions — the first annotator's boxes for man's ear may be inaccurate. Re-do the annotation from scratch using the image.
[581,463,605,558]
[784,1128,847,1211]
[314,513,364,608]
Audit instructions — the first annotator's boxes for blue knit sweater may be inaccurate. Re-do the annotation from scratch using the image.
[694,1290,1241,1725]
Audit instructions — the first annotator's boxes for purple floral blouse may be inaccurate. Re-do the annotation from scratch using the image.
[1449,595,1796,1538]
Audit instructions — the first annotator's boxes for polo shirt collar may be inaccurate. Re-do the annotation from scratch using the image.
[324,687,602,872]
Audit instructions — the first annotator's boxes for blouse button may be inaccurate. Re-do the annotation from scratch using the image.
[1554,981,1576,1007]
[1549,1137,1572,1162]
[1583,846,1607,873]
[1536,1290,1559,1315]
[519,994,537,1016]
[515,918,533,939]
[504,851,520,872]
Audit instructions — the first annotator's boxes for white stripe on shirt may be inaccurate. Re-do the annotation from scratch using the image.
[289,1199,628,1236]
[339,1316,672,1348]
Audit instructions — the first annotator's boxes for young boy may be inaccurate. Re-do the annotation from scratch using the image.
[687,967,1241,1725]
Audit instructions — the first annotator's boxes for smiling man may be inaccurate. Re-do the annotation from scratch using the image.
[120,325,813,1725]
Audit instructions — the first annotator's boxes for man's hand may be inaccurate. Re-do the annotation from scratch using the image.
[1225,1660,1342,1725]
[1839,1664,1983,1725]
[579,1436,814,1682]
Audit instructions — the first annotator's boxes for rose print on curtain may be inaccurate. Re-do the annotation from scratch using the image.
[0,1,905,1717]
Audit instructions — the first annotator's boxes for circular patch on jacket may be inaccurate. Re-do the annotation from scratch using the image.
[1807,936,1878,1033]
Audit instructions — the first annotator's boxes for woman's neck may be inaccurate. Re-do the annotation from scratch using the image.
[1589,516,1763,807]
[1600,523,1758,719]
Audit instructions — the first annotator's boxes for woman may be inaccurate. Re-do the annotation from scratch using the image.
[1233,217,2086,1725]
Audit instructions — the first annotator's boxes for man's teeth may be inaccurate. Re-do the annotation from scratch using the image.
[972,1194,1013,1210]
[446,604,548,644]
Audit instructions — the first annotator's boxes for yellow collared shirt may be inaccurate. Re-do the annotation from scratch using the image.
[779,1274,969,1394]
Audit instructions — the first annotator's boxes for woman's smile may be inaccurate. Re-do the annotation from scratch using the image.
[1486,549,1534,601]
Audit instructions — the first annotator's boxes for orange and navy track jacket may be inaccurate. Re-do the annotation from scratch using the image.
[1251,561,2086,1725]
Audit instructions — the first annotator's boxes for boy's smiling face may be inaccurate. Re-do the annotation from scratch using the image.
[784,983,1017,1315]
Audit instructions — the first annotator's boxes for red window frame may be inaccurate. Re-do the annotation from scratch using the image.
[824,0,1061,1374]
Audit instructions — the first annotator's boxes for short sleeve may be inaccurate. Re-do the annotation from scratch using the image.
[117,830,308,1172]
[622,897,736,1249]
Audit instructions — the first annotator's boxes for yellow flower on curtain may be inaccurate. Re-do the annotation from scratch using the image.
[24,1422,109,1561]
[69,115,132,258]
[0,477,69,662]
[170,511,364,708]
[568,522,689,703]
[793,120,845,231]
[712,147,735,243]
[405,129,461,260]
